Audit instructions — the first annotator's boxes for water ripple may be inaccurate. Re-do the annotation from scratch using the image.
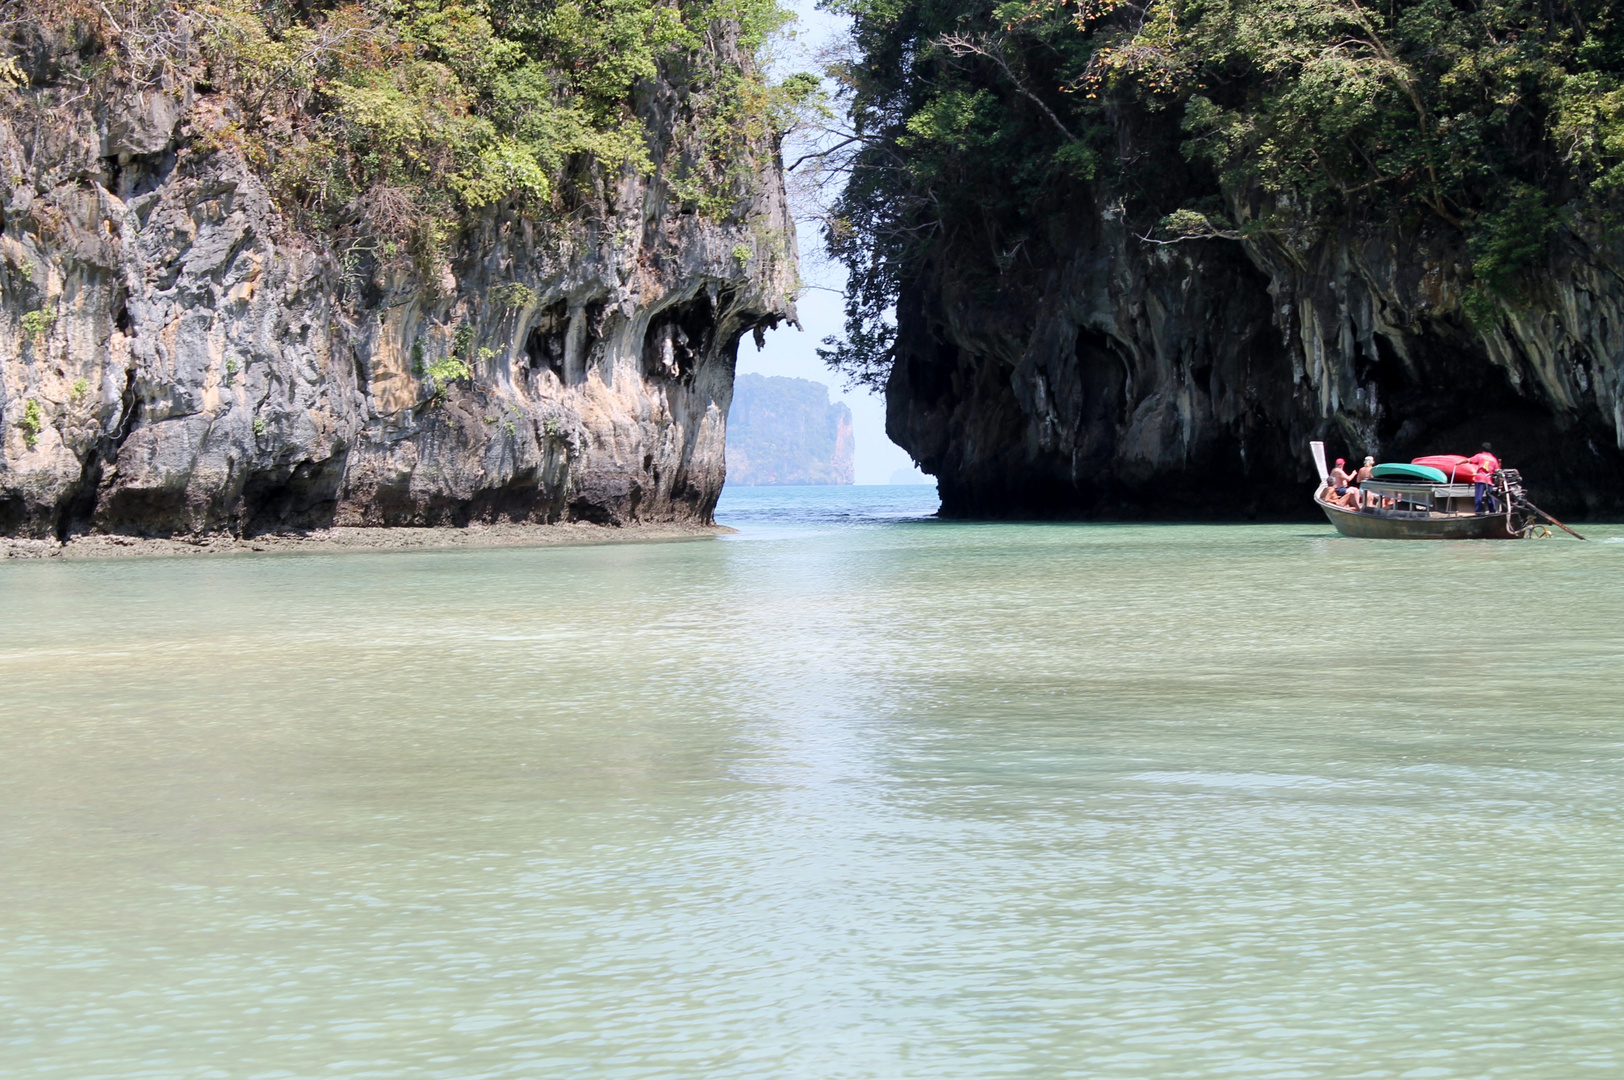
[2,502,1622,1077]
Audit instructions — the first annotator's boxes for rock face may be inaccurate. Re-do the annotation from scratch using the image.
[725,373,854,485]
[0,38,795,538]
[887,196,1624,520]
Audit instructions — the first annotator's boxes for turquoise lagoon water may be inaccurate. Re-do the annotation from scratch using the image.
[2,485,1622,1078]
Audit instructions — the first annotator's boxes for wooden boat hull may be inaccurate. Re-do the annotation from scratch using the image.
[1316,496,1522,539]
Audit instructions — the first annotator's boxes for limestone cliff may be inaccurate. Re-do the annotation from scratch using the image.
[0,10,796,538]
[887,198,1624,520]
[725,373,853,484]
[825,0,1624,521]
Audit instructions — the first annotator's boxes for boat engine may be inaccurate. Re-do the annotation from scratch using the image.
[1498,469,1586,539]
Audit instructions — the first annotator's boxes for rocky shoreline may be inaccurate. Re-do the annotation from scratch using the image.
[0,521,734,560]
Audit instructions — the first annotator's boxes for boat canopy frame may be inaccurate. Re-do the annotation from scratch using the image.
[1360,480,1482,515]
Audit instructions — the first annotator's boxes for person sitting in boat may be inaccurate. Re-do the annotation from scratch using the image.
[1329,459,1363,507]
[1470,442,1502,513]
[1320,477,1361,510]
[1353,456,1376,506]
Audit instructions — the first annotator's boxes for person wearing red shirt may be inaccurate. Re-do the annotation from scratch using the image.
[1470,442,1501,513]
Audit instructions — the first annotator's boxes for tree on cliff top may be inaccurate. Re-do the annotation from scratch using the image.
[817,0,1624,387]
[2,0,820,277]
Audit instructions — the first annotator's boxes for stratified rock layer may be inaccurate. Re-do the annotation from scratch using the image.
[887,197,1624,520]
[1,45,794,538]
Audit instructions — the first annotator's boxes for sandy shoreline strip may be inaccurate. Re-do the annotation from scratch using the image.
[1,521,736,560]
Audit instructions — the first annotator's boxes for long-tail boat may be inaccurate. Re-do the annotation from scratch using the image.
[1308,441,1579,540]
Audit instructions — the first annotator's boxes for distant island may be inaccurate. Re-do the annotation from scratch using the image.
[727,375,854,485]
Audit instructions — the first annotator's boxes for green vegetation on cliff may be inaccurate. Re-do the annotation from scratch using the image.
[0,0,807,537]
[819,0,1624,386]
[14,0,816,267]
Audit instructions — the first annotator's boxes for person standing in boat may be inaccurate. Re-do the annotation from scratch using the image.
[1470,443,1502,513]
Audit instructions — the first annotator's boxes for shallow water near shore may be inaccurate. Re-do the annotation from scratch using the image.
[3,486,1623,1079]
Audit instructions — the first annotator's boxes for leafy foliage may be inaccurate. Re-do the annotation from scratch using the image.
[20,307,56,338]
[16,0,809,276]
[821,0,1624,383]
[426,354,473,389]
[491,281,538,308]
[18,399,42,449]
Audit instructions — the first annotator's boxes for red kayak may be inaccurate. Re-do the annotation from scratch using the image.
[1411,454,1481,482]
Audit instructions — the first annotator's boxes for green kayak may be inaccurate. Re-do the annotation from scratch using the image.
[1370,462,1449,483]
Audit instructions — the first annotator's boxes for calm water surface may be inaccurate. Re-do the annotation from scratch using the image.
[3,486,1622,1078]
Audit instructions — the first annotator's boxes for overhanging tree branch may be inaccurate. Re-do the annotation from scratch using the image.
[936,33,1077,142]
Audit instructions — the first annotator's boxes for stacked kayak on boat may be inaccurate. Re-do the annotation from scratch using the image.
[1368,462,1449,484]
[1410,455,1486,482]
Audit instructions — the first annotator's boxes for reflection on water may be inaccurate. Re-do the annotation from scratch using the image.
[3,500,1623,1078]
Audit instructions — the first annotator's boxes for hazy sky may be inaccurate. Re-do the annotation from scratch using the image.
[733,0,929,485]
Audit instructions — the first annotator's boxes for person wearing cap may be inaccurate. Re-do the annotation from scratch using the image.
[1353,456,1376,506]
[1329,457,1362,507]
